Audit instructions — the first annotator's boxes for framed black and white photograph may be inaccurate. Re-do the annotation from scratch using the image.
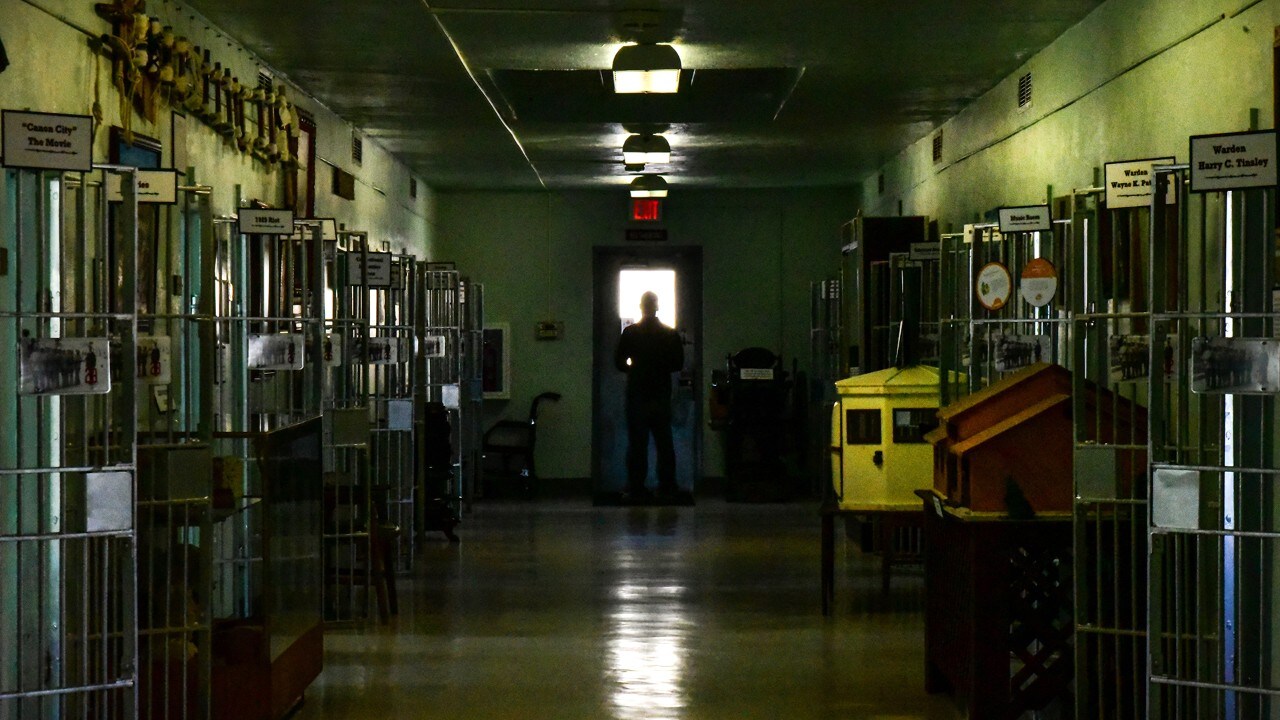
[19,337,112,395]
[993,333,1051,372]
[248,333,305,370]
[1191,336,1280,394]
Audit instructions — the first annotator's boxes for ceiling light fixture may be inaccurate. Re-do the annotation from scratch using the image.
[630,174,669,198]
[622,134,671,166]
[612,43,682,94]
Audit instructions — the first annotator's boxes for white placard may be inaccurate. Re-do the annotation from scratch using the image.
[3,111,94,172]
[345,252,393,287]
[1105,157,1176,209]
[107,169,179,204]
[247,334,304,370]
[387,400,414,432]
[976,262,1013,311]
[136,335,172,385]
[997,205,1052,234]
[238,208,295,235]
[1190,130,1277,193]
[86,471,133,532]
[442,384,461,409]
[909,242,940,261]
[739,368,775,381]
[19,337,111,395]
[1153,468,1200,530]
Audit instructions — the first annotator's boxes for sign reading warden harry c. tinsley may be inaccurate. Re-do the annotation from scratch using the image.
[1190,130,1277,193]
[3,110,94,172]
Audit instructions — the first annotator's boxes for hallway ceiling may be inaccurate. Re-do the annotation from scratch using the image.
[180,0,1104,191]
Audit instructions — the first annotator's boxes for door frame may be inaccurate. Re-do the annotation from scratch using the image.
[591,245,703,497]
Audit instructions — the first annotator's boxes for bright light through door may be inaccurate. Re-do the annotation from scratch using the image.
[618,269,676,328]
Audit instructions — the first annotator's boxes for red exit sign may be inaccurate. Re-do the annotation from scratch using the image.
[631,198,662,222]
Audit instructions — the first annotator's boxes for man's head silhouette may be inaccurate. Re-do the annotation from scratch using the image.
[640,291,659,320]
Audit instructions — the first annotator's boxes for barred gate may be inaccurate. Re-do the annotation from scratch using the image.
[1,166,141,719]
[368,252,417,573]
[135,180,216,720]
[1147,165,1280,717]
[321,230,373,623]
[939,222,1074,406]
[419,266,463,525]
[1070,184,1163,720]
[459,279,484,506]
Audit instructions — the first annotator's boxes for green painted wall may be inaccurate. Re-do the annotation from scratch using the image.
[0,0,438,255]
[861,0,1278,223]
[436,189,852,480]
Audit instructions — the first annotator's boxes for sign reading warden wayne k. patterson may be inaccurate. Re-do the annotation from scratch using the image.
[1190,130,1277,193]
[3,110,94,172]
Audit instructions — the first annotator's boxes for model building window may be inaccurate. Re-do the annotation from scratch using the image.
[845,410,881,445]
[893,408,937,444]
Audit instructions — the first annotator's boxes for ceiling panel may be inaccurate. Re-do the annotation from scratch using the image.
[182,0,1106,191]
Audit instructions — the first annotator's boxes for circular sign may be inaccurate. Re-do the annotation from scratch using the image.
[976,262,1013,311]
[1019,258,1059,308]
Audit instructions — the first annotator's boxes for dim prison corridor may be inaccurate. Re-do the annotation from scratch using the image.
[295,501,957,720]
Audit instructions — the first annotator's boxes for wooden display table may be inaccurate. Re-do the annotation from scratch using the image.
[820,501,923,616]
[917,490,1073,719]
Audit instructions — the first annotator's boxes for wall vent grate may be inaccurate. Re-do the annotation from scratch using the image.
[878,173,886,196]
[410,177,418,199]
[1018,72,1033,109]
[932,131,943,163]
[352,134,364,165]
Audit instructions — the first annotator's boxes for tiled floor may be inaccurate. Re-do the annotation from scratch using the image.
[296,500,961,720]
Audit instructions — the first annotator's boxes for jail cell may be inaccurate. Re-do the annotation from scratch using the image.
[1069,183,1163,720]
[1,166,141,720]
[1147,167,1280,718]
[135,180,218,720]
[459,278,484,507]
[206,213,324,705]
[320,230,374,623]
[367,253,418,575]
[417,265,463,538]
[938,222,1073,406]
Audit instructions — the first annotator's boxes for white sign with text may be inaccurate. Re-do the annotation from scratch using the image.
[3,111,94,172]
[1190,131,1277,193]
[238,209,296,235]
[1105,157,1177,209]
[998,205,1052,234]
[106,170,179,204]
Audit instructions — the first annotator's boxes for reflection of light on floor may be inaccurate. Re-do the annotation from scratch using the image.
[606,581,690,720]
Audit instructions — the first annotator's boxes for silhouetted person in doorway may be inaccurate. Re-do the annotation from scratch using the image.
[615,291,683,500]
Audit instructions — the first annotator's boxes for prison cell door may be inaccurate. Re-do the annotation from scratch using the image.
[367,251,417,574]
[938,222,1073,405]
[1,165,141,720]
[1147,166,1280,718]
[1070,183,1162,720]
[208,210,324,654]
[592,246,703,499]
[135,178,217,720]
[459,279,484,506]
[322,230,374,623]
[419,266,464,525]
